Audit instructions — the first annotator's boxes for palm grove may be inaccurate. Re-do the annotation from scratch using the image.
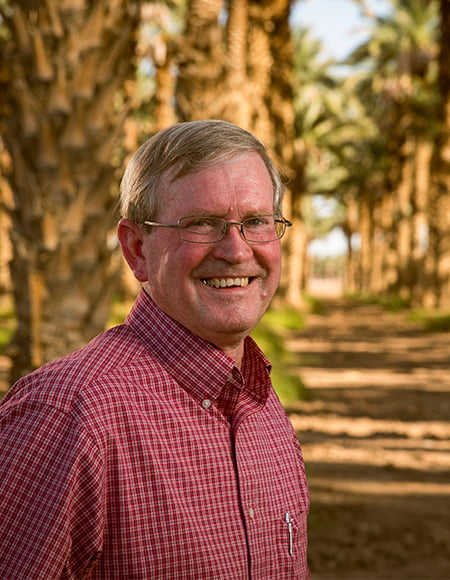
[0,0,449,382]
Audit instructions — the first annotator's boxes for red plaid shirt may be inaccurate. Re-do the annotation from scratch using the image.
[0,290,310,579]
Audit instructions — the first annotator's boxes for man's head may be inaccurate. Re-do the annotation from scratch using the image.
[118,120,289,363]
[119,119,285,224]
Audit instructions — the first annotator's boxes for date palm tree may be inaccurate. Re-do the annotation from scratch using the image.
[346,0,439,301]
[0,0,142,381]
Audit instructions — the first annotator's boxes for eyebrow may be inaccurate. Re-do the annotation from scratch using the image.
[182,209,274,218]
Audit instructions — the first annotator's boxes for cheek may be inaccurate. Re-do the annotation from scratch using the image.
[149,240,208,283]
[267,250,282,293]
[264,245,282,276]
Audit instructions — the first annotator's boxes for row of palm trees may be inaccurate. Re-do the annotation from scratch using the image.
[0,0,448,381]
[295,0,449,309]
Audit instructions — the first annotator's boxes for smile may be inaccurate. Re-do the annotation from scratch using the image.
[201,277,250,288]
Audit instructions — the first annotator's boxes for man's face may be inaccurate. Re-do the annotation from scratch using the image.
[134,152,282,352]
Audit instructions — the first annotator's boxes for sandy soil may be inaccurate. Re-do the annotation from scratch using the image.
[287,297,450,579]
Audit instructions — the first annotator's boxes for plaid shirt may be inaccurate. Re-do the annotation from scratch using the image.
[0,290,310,579]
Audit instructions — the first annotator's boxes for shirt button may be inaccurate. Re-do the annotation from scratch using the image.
[201,399,212,409]
[249,507,255,519]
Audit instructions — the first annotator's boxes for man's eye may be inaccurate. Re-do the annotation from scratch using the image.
[184,218,218,229]
[245,216,270,227]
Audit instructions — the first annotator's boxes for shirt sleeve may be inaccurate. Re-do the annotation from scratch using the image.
[0,401,105,579]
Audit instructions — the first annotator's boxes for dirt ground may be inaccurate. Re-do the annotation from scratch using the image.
[287,291,449,579]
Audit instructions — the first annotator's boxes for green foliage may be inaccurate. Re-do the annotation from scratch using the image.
[0,296,14,400]
[303,294,328,315]
[108,298,135,328]
[348,293,450,330]
[261,306,305,331]
[350,292,411,312]
[0,296,15,354]
[252,307,308,407]
[375,294,411,312]
[408,310,450,332]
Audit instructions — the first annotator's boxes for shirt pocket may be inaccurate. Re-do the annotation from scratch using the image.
[281,510,308,558]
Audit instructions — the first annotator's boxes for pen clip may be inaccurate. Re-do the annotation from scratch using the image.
[284,512,293,556]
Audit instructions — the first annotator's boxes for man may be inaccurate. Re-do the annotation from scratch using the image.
[0,120,310,578]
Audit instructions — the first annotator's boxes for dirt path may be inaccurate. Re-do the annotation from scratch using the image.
[287,298,450,579]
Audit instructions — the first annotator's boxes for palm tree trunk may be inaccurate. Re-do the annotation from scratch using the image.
[0,1,142,382]
[395,136,415,299]
[426,0,450,307]
[412,139,432,303]
[175,0,224,120]
[359,194,374,293]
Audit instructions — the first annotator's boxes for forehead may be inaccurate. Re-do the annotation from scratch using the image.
[159,152,274,215]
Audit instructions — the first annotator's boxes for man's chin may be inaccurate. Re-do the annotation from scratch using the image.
[197,316,258,343]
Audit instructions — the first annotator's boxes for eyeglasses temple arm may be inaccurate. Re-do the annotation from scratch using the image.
[143,221,179,229]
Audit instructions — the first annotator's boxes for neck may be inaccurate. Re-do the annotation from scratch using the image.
[218,342,245,369]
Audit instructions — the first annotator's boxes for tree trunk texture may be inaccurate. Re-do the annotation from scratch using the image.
[377,191,395,294]
[251,0,307,308]
[0,149,13,293]
[220,0,252,127]
[412,139,432,303]
[370,198,385,295]
[0,0,142,382]
[343,197,359,294]
[175,0,224,120]
[141,3,178,133]
[358,194,374,293]
[395,136,415,299]
[381,101,410,297]
[426,0,450,308]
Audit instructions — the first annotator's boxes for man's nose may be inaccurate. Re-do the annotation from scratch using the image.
[222,222,246,240]
[213,222,253,260]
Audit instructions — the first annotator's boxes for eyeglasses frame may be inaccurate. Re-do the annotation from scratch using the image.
[142,215,292,244]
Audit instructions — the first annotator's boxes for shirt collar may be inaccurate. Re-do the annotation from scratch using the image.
[125,290,271,408]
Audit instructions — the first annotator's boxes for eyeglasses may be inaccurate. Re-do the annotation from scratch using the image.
[143,215,292,244]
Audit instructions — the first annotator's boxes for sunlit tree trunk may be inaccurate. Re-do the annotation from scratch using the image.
[0,181,12,294]
[0,0,142,382]
[381,106,408,296]
[426,0,450,307]
[371,198,385,294]
[380,189,400,294]
[220,0,252,127]
[175,0,224,120]
[257,0,306,308]
[412,139,432,303]
[343,197,359,293]
[141,3,177,132]
[246,4,272,143]
[359,194,374,293]
[395,136,415,299]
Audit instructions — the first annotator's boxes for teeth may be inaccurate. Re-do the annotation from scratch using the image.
[202,277,249,288]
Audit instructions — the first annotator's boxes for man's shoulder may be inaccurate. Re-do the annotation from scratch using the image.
[1,323,156,415]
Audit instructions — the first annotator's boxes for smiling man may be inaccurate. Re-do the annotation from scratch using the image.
[0,120,310,579]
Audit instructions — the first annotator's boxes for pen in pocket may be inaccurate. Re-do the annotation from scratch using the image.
[284,512,293,555]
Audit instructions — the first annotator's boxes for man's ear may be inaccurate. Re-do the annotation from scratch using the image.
[117,218,149,282]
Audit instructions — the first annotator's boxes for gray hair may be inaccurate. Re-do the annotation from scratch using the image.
[119,119,285,223]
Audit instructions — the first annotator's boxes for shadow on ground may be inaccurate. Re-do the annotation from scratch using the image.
[287,298,450,579]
